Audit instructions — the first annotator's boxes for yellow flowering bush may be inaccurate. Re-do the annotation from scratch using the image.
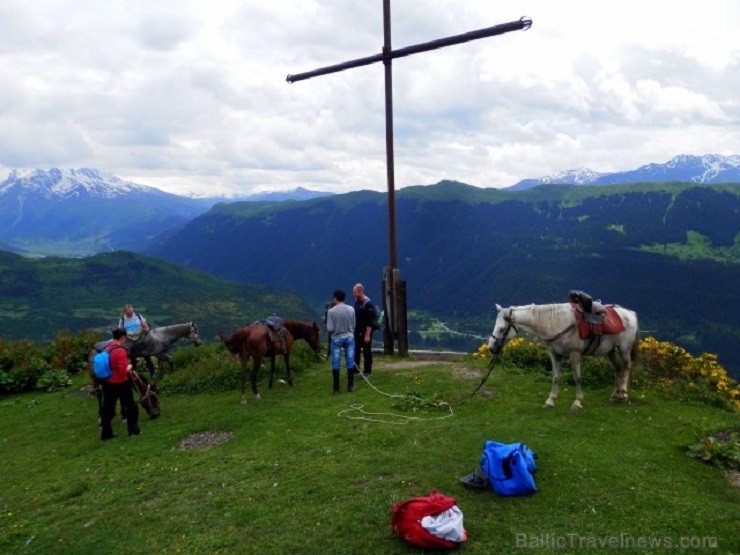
[639,337,738,412]
[495,337,550,369]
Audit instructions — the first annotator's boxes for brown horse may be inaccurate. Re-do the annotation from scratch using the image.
[282,319,323,358]
[218,319,322,404]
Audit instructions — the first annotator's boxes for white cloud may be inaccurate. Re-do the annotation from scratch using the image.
[0,0,738,196]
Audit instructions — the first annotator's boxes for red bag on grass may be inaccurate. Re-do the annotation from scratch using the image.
[391,491,467,549]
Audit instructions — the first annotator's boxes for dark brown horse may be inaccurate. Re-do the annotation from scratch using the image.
[219,319,322,404]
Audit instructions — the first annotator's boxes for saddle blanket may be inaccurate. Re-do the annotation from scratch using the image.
[572,304,625,340]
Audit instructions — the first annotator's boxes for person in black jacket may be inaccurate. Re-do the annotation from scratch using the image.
[352,283,377,378]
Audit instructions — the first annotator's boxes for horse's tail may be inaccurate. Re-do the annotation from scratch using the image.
[630,325,640,370]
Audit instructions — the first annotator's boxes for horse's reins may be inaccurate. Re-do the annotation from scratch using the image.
[460,311,576,404]
[457,315,517,404]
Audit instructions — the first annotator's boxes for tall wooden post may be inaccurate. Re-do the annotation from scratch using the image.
[287,8,532,356]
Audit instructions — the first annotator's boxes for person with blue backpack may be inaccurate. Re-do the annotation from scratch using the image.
[100,328,140,440]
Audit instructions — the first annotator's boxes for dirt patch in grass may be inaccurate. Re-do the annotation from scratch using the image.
[373,359,448,369]
[725,470,740,487]
[451,364,483,379]
[372,360,480,377]
[175,430,235,451]
[77,384,97,397]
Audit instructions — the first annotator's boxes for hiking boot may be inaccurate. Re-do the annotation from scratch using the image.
[332,372,340,395]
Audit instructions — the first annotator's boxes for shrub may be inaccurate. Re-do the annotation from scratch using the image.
[37,369,73,392]
[640,337,739,412]
[42,330,101,374]
[472,337,550,370]
[0,332,98,394]
[0,339,52,394]
[685,427,740,470]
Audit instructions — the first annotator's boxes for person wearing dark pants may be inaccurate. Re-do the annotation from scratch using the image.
[353,283,376,377]
[326,289,358,394]
[100,329,141,440]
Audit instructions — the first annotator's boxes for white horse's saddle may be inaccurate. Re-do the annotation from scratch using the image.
[569,290,607,324]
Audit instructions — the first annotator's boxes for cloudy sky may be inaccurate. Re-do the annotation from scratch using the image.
[1,1,738,197]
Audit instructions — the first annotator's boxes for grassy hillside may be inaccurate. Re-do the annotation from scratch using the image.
[0,353,738,554]
[0,250,318,345]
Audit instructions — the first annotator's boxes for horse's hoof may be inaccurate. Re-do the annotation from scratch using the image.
[570,403,583,411]
[254,393,262,400]
[541,402,554,409]
[240,398,247,405]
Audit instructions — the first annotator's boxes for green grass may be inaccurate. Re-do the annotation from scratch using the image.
[1,358,738,554]
[638,230,740,263]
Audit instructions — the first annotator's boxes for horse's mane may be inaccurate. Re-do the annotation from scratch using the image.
[218,327,251,354]
[515,303,571,335]
[283,319,318,334]
[153,322,193,332]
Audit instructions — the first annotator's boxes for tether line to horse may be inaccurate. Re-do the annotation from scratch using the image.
[337,349,501,422]
[337,372,454,425]
[338,320,504,420]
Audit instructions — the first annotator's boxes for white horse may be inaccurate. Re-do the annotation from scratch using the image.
[488,303,639,410]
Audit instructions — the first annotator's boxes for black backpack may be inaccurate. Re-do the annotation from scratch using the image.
[364,301,382,331]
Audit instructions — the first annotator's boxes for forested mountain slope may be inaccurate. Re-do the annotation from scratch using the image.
[0,250,317,344]
[149,181,740,376]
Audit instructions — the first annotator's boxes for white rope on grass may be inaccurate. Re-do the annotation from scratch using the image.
[336,372,454,425]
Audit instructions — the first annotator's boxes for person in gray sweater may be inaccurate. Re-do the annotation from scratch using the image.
[325,289,359,394]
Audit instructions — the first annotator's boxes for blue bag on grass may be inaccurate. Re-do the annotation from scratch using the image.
[480,441,537,496]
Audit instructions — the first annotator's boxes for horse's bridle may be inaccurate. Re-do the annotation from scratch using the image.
[490,309,519,353]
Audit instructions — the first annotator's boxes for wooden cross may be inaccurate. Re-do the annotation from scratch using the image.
[288,3,532,355]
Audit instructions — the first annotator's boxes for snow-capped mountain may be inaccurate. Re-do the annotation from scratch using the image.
[0,168,216,256]
[238,186,333,202]
[508,168,606,190]
[508,154,740,190]
[0,167,159,199]
[0,167,335,256]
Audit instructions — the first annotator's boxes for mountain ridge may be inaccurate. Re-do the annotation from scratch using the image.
[508,154,740,190]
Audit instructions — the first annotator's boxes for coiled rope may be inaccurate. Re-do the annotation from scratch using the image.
[336,371,454,425]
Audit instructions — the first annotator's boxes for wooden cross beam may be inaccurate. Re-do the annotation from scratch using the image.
[288,3,531,355]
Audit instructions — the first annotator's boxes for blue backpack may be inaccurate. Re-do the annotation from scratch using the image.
[480,441,537,496]
[93,346,122,380]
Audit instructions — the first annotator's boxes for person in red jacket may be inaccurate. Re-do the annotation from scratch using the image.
[100,328,141,440]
